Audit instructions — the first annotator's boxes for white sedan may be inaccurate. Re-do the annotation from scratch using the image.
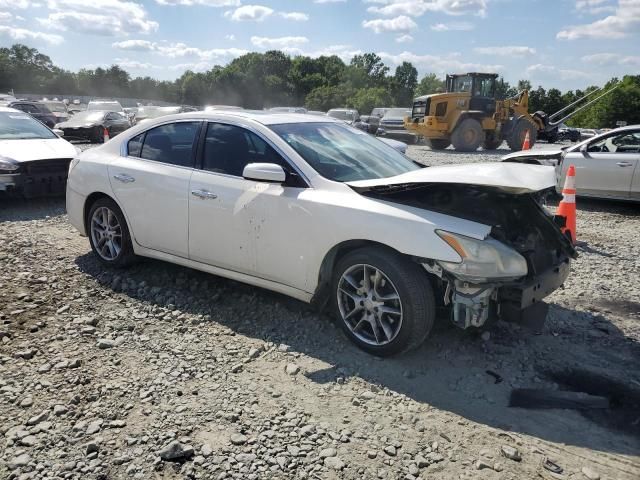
[0,106,79,197]
[67,111,575,356]
[503,125,640,202]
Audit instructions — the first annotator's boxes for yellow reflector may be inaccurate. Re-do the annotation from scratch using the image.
[439,232,467,259]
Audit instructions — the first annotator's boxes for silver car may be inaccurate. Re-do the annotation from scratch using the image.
[502,125,640,202]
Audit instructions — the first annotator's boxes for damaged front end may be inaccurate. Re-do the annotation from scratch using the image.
[357,181,576,329]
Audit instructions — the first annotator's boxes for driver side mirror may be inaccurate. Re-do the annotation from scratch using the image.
[580,143,589,154]
[242,163,286,183]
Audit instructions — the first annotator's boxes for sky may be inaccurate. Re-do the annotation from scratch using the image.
[0,0,638,91]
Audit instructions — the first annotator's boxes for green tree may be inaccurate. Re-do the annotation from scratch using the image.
[415,73,445,96]
[347,87,393,114]
[391,61,417,106]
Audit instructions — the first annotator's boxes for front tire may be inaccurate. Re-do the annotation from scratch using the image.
[507,119,538,151]
[332,247,435,357]
[451,118,485,152]
[87,197,135,268]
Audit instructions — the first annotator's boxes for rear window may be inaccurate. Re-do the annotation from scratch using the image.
[138,122,200,167]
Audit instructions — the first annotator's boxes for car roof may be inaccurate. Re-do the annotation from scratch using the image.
[144,110,344,126]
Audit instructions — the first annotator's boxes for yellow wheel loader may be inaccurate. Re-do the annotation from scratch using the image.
[404,73,618,152]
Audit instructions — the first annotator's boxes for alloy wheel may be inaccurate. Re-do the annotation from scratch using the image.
[337,264,403,346]
[90,206,123,261]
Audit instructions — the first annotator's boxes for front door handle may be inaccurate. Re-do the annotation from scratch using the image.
[616,161,633,167]
[191,189,218,199]
[113,173,135,183]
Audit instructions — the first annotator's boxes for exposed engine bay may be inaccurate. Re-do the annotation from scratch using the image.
[358,182,577,329]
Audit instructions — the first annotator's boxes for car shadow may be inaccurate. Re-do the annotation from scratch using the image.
[0,196,66,222]
[75,251,640,457]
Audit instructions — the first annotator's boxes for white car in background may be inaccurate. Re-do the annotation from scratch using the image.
[66,111,575,356]
[503,125,640,202]
[0,107,78,197]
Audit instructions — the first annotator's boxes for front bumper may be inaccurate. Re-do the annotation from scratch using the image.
[0,158,72,198]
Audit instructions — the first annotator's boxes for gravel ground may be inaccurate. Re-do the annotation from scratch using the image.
[1,142,639,480]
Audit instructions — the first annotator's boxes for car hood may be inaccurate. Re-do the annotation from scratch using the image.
[0,138,77,162]
[347,162,556,194]
[502,148,564,161]
[57,118,100,128]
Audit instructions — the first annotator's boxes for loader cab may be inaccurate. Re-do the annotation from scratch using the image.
[447,73,498,115]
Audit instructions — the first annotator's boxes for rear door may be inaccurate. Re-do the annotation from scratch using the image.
[561,130,640,199]
[108,120,201,258]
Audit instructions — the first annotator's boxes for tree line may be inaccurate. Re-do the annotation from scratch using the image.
[1,43,638,128]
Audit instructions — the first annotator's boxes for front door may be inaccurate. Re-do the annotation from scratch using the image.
[108,120,201,258]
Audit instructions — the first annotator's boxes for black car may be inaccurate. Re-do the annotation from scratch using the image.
[55,110,131,143]
[8,101,58,128]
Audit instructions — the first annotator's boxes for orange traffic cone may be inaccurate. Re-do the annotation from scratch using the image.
[522,130,531,150]
[103,127,110,143]
[556,165,576,244]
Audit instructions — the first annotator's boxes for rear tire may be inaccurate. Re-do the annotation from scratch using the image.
[87,197,136,268]
[507,119,538,151]
[428,139,451,150]
[331,247,435,357]
[451,118,485,152]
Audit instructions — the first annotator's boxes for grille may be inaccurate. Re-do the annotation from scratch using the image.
[412,98,431,119]
[22,158,72,175]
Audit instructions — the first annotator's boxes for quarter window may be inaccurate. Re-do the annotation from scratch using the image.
[128,133,144,157]
[202,123,285,177]
[139,122,200,167]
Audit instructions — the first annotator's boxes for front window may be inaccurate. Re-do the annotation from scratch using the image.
[473,77,495,97]
[451,75,472,93]
[588,131,640,153]
[0,112,56,140]
[270,122,420,182]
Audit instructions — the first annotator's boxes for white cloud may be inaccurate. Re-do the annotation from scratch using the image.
[474,46,536,57]
[558,0,640,39]
[0,0,30,8]
[430,21,474,31]
[279,11,309,21]
[114,57,157,69]
[377,50,503,74]
[366,0,487,18]
[112,39,156,51]
[575,0,616,14]
[582,52,640,66]
[0,12,13,22]
[225,34,235,40]
[251,36,309,49]
[0,25,64,44]
[313,0,346,3]
[395,33,413,43]
[226,4,274,21]
[526,64,590,81]
[155,0,239,5]
[362,15,417,33]
[39,0,158,36]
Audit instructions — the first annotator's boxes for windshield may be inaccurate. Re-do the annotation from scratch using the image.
[70,111,105,122]
[0,112,57,140]
[328,110,355,121]
[384,108,411,119]
[88,101,123,112]
[43,101,67,113]
[270,122,420,182]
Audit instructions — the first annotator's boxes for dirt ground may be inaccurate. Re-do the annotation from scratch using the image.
[1,144,639,480]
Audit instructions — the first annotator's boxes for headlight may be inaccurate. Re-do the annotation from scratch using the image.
[0,157,19,173]
[436,230,528,282]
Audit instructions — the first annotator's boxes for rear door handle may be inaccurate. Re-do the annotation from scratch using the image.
[113,173,135,183]
[191,189,217,199]
[616,161,633,167]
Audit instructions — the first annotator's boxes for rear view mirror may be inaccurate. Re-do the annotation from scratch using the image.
[242,163,286,183]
